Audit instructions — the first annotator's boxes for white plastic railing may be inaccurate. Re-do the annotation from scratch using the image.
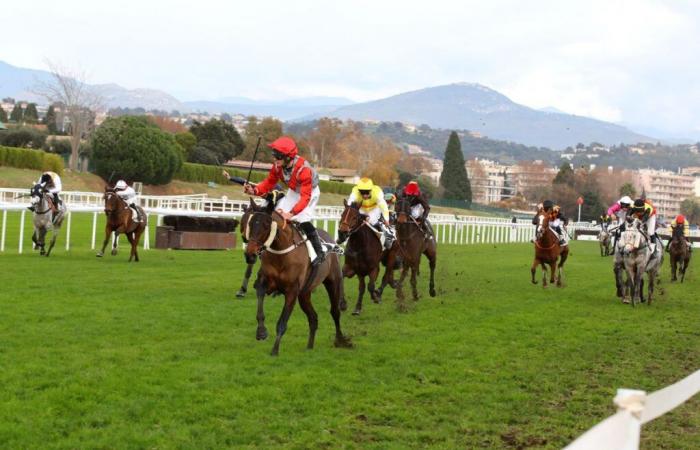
[565,368,700,450]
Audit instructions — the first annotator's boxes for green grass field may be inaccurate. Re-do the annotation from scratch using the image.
[0,212,699,449]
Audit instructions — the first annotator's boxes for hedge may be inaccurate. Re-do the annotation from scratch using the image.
[175,162,354,195]
[0,146,64,176]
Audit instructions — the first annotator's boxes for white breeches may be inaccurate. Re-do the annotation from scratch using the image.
[276,186,320,223]
[410,204,424,219]
[647,215,656,236]
[362,207,383,225]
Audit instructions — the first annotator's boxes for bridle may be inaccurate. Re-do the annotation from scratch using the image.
[30,186,52,215]
[245,211,306,256]
[338,205,365,237]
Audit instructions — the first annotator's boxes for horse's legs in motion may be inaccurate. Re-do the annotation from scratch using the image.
[254,272,268,340]
[647,270,655,305]
[396,265,410,310]
[111,231,119,256]
[297,290,318,349]
[424,243,437,297]
[614,261,625,299]
[45,226,58,257]
[97,225,111,257]
[324,270,352,348]
[531,258,540,284]
[31,229,38,250]
[132,227,144,262]
[237,260,256,298]
[353,276,366,316]
[410,264,420,301]
[271,289,297,356]
[368,267,380,304]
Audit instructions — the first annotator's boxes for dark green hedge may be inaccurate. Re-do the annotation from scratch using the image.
[0,146,64,175]
[175,162,354,195]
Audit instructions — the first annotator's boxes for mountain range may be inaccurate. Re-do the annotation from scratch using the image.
[1,60,656,149]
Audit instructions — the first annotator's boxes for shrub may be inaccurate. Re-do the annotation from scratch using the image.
[0,145,64,175]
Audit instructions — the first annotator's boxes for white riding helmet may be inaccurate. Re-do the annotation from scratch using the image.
[619,196,632,207]
[115,180,128,190]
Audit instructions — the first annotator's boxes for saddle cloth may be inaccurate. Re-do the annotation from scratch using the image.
[130,206,142,223]
[297,227,344,263]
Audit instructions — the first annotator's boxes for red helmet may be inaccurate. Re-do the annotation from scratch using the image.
[403,181,421,196]
[676,214,685,224]
[268,136,298,158]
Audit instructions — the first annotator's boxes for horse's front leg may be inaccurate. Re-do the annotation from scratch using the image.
[368,267,381,304]
[111,231,119,256]
[271,289,298,356]
[541,263,548,288]
[126,232,136,262]
[426,247,436,297]
[531,258,540,284]
[237,260,256,298]
[254,272,268,340]
[353,276,366,315]
[395,265,410,311]
[614,261,625,298]
[97,225,111,257]
[297,290,318,350]
[45,228,58,257]
[410,264,419,301]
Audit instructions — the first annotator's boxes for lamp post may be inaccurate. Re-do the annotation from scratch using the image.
[577,196,584,222]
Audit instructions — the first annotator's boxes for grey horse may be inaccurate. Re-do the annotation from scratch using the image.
[598,228,612,256]
[615,218,663,306]
[29,183,67,257]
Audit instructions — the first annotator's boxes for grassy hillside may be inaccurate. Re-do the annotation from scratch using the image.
[0,212,698,448]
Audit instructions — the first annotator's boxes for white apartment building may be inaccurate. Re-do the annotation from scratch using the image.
[637,169,695,219]
[465,158,513,204]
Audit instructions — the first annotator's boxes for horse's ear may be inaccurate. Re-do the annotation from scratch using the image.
[242,204,248,213]
[265,200,275,214]
[248,197,256,210]
[343,199,348,207]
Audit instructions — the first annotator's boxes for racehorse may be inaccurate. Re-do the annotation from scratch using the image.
[97,187,147,262]
[598,227,612,256]
[615,217,663,306]
[337,200,399,315]
[530,209,569,287]
[393,196,437,308]
[244,198,351,356]
[29,183,67,257]
[669,225,691,283]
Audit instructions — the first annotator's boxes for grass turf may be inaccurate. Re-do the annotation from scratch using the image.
[0,212,698,449]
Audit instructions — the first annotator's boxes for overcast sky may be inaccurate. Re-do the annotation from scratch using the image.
[4,0,698,137]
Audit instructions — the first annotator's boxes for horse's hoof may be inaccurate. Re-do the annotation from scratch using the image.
[96,253,103,258]
[111,250,117,256]
[429,289,436,297]
[235,289,246,298]
[334,336,353,348]
[256,328,268,340]
[352,309,361,316]
[270,349,279,357]
[340,299,348,312]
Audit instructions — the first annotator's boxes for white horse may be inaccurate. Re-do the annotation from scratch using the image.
[29,183,67,257]
[615,218,663,306]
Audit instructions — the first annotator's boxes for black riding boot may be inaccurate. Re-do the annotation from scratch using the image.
[300,222,326,266]
[130,203,141,221]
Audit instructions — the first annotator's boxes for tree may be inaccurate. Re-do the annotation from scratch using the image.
[175,131,197,159]
[23,103,39,123]
[553,162,575,187]
[680,198,700,224]
[189,119,245,164]
[619,182,636,198]
[148,116,186,134]
[33,60,103,171]
[92,116,183,185]
[240,116,284,162]
[439,131,472,203]
[0,127,48,148]
[0,106,7,123]
[43,105,58,134]
[9,103,23,122]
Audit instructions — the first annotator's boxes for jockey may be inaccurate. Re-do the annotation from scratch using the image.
[666,214,692,253]
[607,195,633,224]
[114,180,142,222]
[384,192,397,225]
[401,181,433,237]
[341,177,394,249]
[629,198,660,252]
[534,200,569,245]
[237,136,327,266]
[32,171,62,211]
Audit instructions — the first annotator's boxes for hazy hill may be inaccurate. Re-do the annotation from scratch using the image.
[308,83,653,149]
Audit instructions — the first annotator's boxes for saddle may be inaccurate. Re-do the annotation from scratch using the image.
[294,224,344,263]
[129,206,143,223]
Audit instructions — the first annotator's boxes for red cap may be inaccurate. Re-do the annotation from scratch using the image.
[403,181,420,196]
[268,136,298,158]
[676,214,685,224]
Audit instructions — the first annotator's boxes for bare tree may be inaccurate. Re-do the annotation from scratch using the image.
[33,60,103,171]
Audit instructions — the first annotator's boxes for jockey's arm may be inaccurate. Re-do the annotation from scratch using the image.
[290,167,313,216]
[254,166,281,196]
[417,194,430,220]
[347,187,359,206]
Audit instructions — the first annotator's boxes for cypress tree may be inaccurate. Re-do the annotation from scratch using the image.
[553,162,575,187]
[9,103,23,122]
[44,105,58,134]
[24,103,39,123]
[439,131,472,203]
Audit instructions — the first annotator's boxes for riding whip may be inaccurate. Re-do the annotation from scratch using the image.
[246,135,263,185]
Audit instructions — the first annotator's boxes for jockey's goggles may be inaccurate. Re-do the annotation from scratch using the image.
[359,189,371,196]
[272,151,286,160]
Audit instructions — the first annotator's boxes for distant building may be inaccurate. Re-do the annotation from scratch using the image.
[680,166,700,197]
[506,161,558,200]
[637,169,695,219]
[465,158,513,204]
[318,168,359,184]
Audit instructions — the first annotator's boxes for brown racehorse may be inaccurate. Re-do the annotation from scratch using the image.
[337,200,399,315]
[531,210,569,287]
[97,187,147,262]
[669,225,691,283]
[244,198,351,356]
[394,197,437,309]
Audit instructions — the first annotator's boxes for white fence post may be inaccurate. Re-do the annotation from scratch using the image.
[65,211,72,251]
[18,209,25,254]
[1,209,6,252]
[91,211,98,250]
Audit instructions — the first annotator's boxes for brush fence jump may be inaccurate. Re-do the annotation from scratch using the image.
[565,368,700,450]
